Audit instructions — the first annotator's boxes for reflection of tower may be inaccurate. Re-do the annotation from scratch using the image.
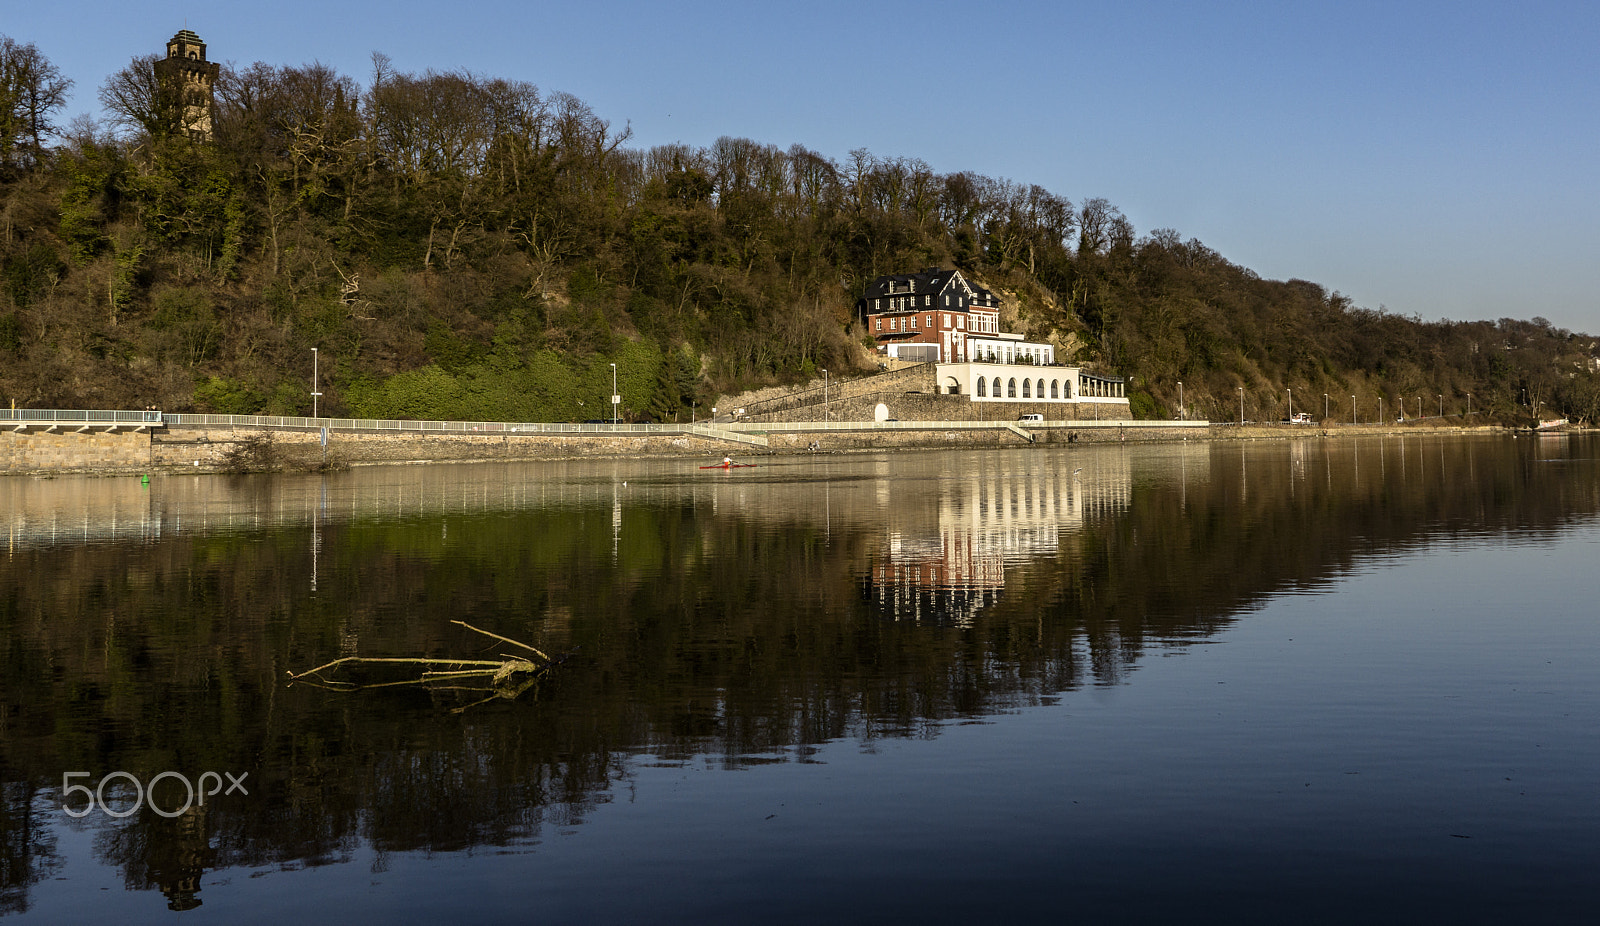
[145,805,214,911]
[153,30,220,140]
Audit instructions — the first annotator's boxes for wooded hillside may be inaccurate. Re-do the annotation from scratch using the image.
[3,37,1596,424]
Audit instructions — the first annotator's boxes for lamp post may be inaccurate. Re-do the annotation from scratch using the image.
[1438,394,1443,418]
[1324,393,1329,420]
[822,369,829,423]
[1378,396,1383,424]
[311,347,321,419]
[610,363,618,425]
[1178,381,1184,420]
[1238,386,1244,426]
[1351,395,1356,425]
[1416,396,1421,421]
[1467,393,1472,417]
[1287,388,1293,422]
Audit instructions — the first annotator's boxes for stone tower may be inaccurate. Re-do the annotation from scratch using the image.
[153,29,220,140]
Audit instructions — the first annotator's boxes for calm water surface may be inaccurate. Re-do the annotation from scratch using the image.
[2,435,1597,923]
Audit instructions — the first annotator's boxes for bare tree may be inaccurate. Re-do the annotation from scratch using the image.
[99,53,186,140]
[0,35,72,171]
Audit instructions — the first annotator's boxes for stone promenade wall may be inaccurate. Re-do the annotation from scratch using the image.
[742,389,1129,424]
[149,427,750,472]
[3,419,1509,476]
[0,429,153,474]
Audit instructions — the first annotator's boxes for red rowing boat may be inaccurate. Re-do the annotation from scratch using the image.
[699,461,757,469]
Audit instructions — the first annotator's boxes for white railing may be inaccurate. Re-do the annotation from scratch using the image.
[3,409,1211,436]
[164,414,676,434]
[2,409,164,425]
[713,419,1211,433]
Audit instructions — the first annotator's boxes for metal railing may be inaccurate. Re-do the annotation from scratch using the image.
[716,419,1210,433]
[161,414,771,446]
[3,409,1209,437]
[2,409,164,425]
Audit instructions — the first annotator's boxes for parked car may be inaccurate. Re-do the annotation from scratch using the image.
[1019,413,1044,422]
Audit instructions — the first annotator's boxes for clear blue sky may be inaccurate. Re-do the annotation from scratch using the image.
[9,1,1598,334]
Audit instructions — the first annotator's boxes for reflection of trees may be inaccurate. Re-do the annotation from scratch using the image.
[1,436,1598,908]
[0,779,60,915]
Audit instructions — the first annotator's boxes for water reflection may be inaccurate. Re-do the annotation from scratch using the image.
[865,449,1145,625]
[2,435,1598,918]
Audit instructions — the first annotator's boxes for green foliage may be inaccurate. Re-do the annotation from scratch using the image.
[146,286,220,365]
[2,242,62,308]
[0,312,21,353]
[1127,390,1158,420]
[194,375,266,414]
[56,141,123,261]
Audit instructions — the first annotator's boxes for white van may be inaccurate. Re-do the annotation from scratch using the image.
[1018,413,1044,422]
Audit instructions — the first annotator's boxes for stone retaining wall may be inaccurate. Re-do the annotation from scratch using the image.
[0,429,153,474]
[2,420,1510,476]
[742,390,1129,424]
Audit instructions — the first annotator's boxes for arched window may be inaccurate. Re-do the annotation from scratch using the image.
[1050,380,1059,399]
[1007,378,1017,398]
[977,378,987,397]
[1022,380,1032,398]
[992,377,1002,396]
[1036,379,1045,398]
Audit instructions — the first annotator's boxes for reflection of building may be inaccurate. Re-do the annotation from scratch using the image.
[864,454,1133,626]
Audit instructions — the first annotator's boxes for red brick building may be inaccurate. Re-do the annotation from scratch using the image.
[857,268,1001,363]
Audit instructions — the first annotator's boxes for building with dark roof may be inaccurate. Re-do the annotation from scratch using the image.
[857,268,1002,364]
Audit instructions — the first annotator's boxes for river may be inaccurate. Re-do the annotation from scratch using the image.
[2,434,1597,923]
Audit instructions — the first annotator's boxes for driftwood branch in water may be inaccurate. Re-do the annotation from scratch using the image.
[286,622,559,703]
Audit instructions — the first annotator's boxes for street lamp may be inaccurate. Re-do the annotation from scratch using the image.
[1438,394,1443,418]
[1178,381,1184,420]
[610,363,618,425]
[1287,388,1293,422]
[822,369,829,423]
[1238,386,1244,426]
[1416,396,1422,421]
[1467,393,1472,417]
[311,347,321,419]
[1378,396,1383,424]
[1351,395,1356,425]
[1324,393,1329,420]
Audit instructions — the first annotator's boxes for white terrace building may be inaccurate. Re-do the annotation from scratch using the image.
[859,268,1129,412]
[937,362,1127,407]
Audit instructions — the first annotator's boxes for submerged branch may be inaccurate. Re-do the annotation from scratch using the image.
[287,623,560,706]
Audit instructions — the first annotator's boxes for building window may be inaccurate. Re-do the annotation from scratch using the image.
[925,314,932,328]
[909,316,918,329]
[956,316,964,329]
[1022,380,1031,398]
[977,379,987,397]
[875,318,882,331]
[890,318,898,331]
[1008,378,1017,398]
[992,377,1002,396]
[1050,380,1059,399]
[1036,379,1045,398]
